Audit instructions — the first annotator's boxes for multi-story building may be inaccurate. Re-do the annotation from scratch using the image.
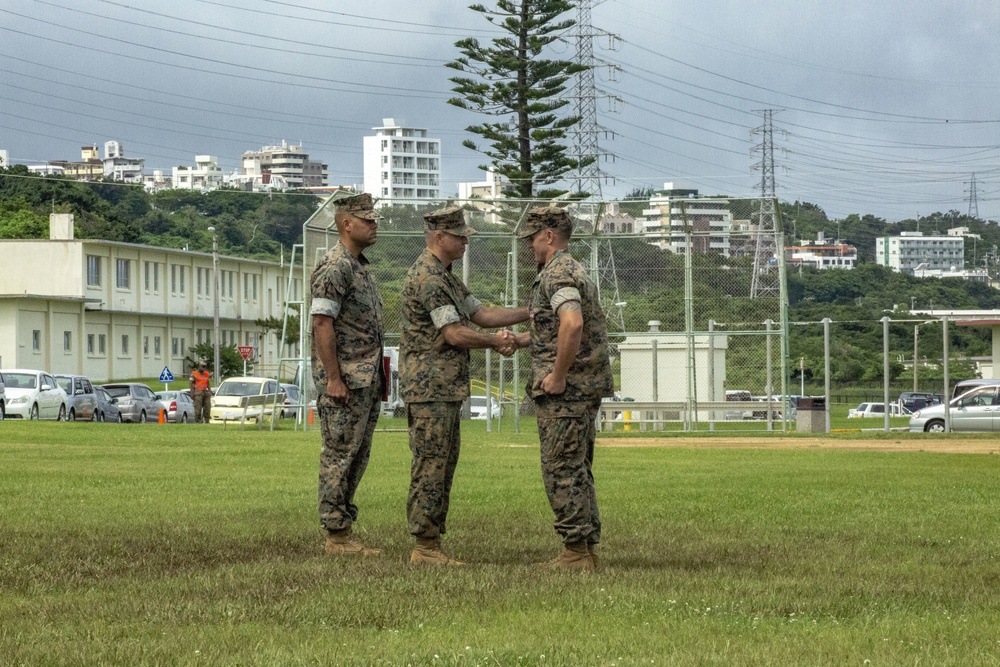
[785,232,857,270]
[363,118,441,203]
[240,141,328,189]
[598,202,637,234]
[0,214,302,381]
[172,155,224,190]
[876,231,964,275]
[0,149,9,168]
[102,141,144,183]
[47,146,104,180]
[641,183,732,255]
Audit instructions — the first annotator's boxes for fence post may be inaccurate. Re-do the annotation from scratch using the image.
[943,315,950,432]
[882,316,891,432]
[765,318,774,431]
[708,319,715,431]
[651,338,658,402]
[822,317,832,433]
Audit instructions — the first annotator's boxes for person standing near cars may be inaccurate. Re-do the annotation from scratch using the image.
[400,206,526,565]
[310,192,385,557]
[188,360,213,424]
[509,206,614,571]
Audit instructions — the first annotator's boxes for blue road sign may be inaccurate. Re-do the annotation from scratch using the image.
[159,366,175,383]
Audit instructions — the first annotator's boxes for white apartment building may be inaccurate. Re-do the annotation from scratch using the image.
[0,149,9,168]
[240,141,328,189]
[102,141,144,183]
[363,119,441,203]
[0,214,302,381]
[785,233,857,270]
[876,231,964,275]
[642,183,732,255]
[172,155,224,190]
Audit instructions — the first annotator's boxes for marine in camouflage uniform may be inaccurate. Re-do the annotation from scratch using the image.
[400,206,527,565]
[515,206,614,571]
[309,192,385,556]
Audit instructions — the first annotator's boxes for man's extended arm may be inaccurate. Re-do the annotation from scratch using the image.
[470,305,529,329]
[440,322,516,356]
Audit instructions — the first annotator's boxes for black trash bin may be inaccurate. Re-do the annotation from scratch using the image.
[796,396,826,433]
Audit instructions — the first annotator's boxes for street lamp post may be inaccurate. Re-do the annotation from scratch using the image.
[207,226,220,382]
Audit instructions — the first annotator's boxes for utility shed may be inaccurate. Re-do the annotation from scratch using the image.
[617,321,727,402]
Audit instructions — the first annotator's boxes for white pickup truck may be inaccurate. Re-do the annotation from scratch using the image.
[847,402,910,418]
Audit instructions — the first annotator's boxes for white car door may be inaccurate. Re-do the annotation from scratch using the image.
[950,386,998,432]
[40,374,60,418]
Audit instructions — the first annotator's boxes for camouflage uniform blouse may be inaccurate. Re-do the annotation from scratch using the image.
[400,248,482,403]
[527,249,614,401]
[309,242,384,392]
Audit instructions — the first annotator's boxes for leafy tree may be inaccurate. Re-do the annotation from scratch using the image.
[0,198,47,238]
[255,315,301,347]
[446,0,588,199]
[185,342,243,379]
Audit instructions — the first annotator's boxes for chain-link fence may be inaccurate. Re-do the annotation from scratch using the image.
[300,196,788,432]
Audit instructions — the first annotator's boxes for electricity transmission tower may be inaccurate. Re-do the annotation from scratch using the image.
[966,173,980,219]
[570,0,626,331]
[749,109,783,298]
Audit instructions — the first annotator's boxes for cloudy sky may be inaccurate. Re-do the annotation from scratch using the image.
[1,0,999,222]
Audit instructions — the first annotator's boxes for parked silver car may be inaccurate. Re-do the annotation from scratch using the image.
[94,386,123,423]
[156,389,195,423]
[0,370,6,420]
[55,374,100,421]
[910,384,1000,432]
[101,383,161,423]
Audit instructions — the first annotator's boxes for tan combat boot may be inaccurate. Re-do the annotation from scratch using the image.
[324,528,381,556]
[587,543,600,569]
[410,537,464,566]
[536,541,595,572]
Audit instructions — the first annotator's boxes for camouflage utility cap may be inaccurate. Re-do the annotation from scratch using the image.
[518,206,573,238]
[335,192,380,221]
[424,206,477,237]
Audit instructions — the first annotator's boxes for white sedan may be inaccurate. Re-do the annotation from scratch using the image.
[1,369,68,420]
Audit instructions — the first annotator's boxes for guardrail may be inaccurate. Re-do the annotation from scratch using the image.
[598,400,788,432]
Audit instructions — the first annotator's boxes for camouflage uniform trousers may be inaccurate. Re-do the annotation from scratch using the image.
[406,401,462,539]
[318,383,381,533]
[192,390,212,423]
[536,397,602,546]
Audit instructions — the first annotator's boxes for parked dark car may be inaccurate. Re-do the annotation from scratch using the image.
[101,383,161,423]
[55,374,100,421]
[93,386,123,423]
[897,391,943,413]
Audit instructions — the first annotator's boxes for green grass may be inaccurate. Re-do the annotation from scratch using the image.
[2,422,999,665]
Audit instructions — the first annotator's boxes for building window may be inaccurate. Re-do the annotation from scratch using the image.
[121,335,129,356]
[172,337,179,356]
[98,334,106,355]
[179,266,186,293]
[171,265,177,293]
[154,336,161,356]
[88,334,95,354]
[197,267,203,295]
[116,259,131,289]
[196,330,202,345]
[143,336,149,356]
[244,273,249,301]
[64,331,72,352]
[32,330,41,352]
[86,255,101,287]
[153,263,159,292]
[228,271,234,299]
[144,261,151,291]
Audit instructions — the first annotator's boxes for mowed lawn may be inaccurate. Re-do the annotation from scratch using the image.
[1,421,999,666]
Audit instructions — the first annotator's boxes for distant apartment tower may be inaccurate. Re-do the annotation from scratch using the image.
[641,183,732,255]
[172,155,224,191]
[876,231,964,274]
[0,149,9,168]
[363,118,441,203]
[785,232,857,270]
[241,141,328,189]
[46,145,104,180]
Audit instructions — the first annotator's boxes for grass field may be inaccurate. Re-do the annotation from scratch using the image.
[2,421,999,666]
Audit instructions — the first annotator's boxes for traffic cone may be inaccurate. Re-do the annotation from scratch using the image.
[158,409,166,424]
[308,408,315,425]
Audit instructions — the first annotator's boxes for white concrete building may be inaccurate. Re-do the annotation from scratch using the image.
[363,119,441,203]
[172,155,224,190]
[102,141,145,183]
[240,141,328,190]
[784,232,857,270]
[0,149,9,168]
[876,231,964,275]
[0,214,302,381]
[642,183,732,255]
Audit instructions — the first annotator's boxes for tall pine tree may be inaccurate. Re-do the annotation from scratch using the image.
[446,0,590,199]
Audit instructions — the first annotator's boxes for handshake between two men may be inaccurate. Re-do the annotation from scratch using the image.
[490,329,520,357]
